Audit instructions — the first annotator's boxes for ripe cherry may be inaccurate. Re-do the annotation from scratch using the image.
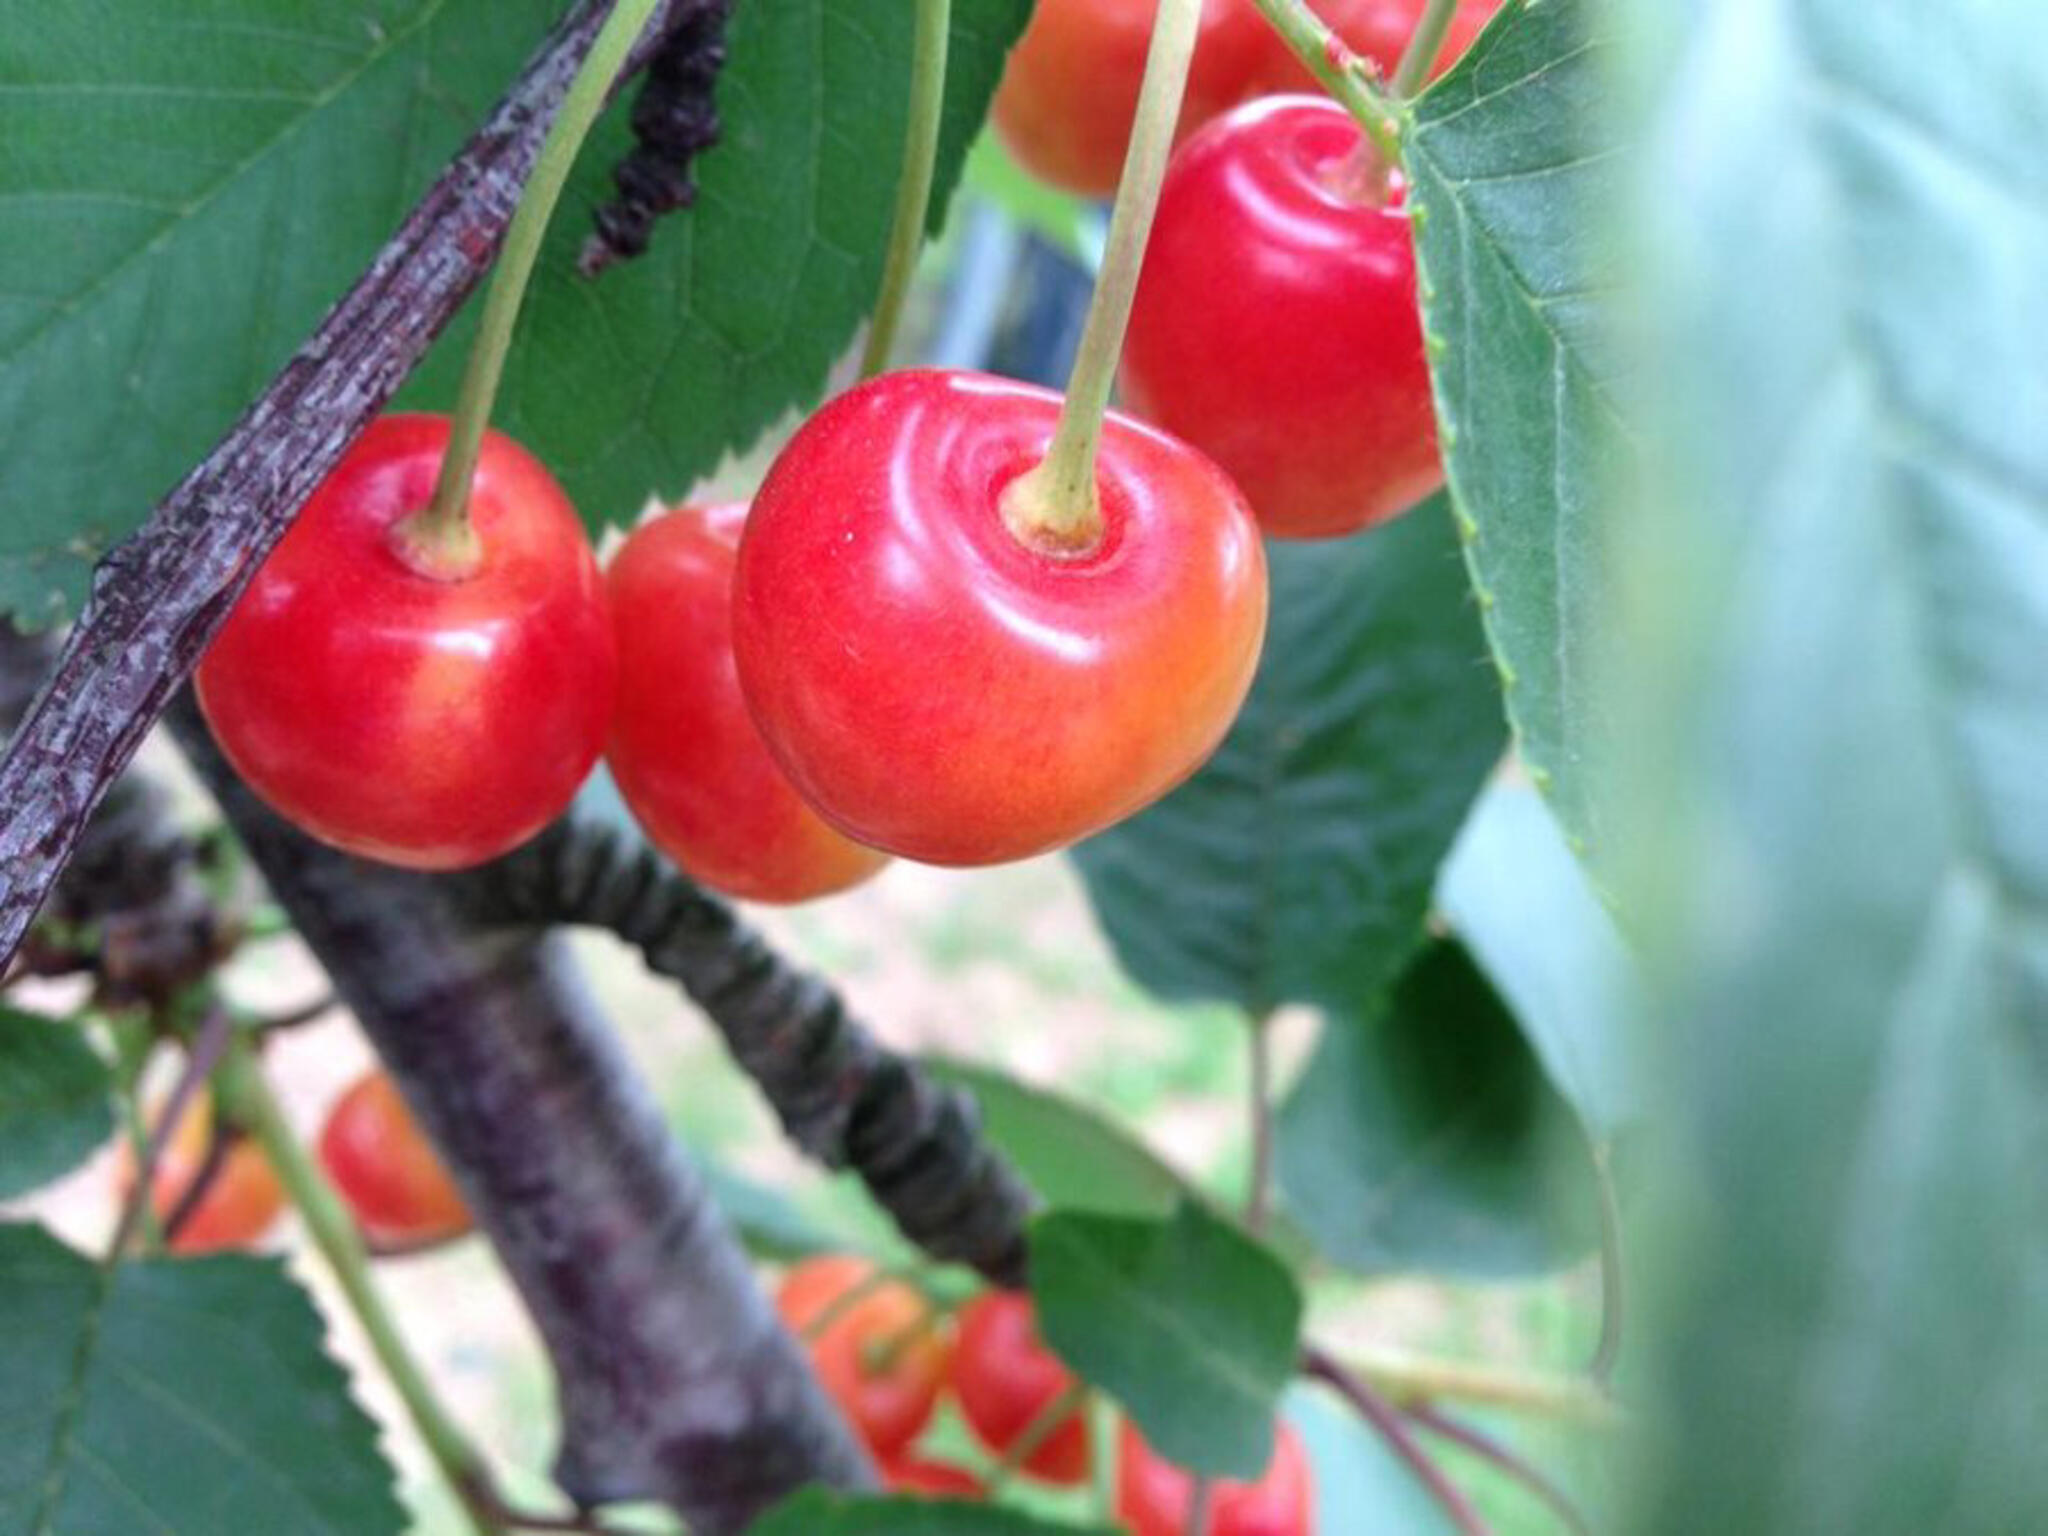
[951,1291,1091,1486]
[124,1090,285,1255]
[884,1457,984,1499]
[1120,96,1440,539]
[1117,1418,1315,1536]
[731,370,1267,866]
[605,504,888,903]
[1243,0,1503,95]
[991,0,1269,198]
[196,414,615,870]
[317,1070,471,1250]
[775,1256,952,1461]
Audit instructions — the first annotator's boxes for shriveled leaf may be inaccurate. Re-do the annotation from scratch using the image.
[0,1009,113,1199]
[1625,2,2048,1530]
[1277,941,1597,1277]
[1073,504,1503,1013]
[1032,1201,1302,1480]
[0,1223,402,1533]
[1407,0,1626,857]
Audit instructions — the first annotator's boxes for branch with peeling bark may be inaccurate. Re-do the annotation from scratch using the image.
[0,0,691,972]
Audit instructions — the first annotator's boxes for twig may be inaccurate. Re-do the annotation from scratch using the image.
[1301,1342,1491,1536]
[1407,1405,1593,1536]
[106,1006,234,1258]
[158,1108,235,1248]
[0,0,693,973]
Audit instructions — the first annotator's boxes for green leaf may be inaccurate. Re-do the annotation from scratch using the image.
[0,1223,403,1533]
[0,1009,113,1200]
[924,1058,1185,1219]
[1624,3,2048,1530]
[752,1489,1116,1535]
[1072,504,1504,1014]
[1031,1201,1302,1480]
[0,0,1032,625]
[1277,941,1596,1277]
[1406,0,1625,857]
[1437,782,1643,1137]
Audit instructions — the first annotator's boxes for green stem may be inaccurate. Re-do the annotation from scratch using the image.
[1588,1139,1625,1384]
[984,1378,1091,1492]
[394,0,664,580]
[1319,1343,1623,1427]
[219,1039,496,1536]
[998,0,1204,553]
[1185,1479,1214,1536]
[1245,0,1403,162]
[858,0,951,380]
[1391,0,1459,97]
[1244,1011,1275,1237]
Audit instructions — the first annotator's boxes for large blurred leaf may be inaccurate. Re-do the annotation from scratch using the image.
[1277,941,1596,1277]
[1626,4,2048,1532]
[924,1058,1185,1218]
[1406,0,1625,857]
[1073,503,1503,1014]
[1031,1201,1302,1480]
[0,1009,113,1200]
[754,1489,1115,1535]
[0,0,1031,625]
[0,1224,402,1532]
[1438,781,1643,1137]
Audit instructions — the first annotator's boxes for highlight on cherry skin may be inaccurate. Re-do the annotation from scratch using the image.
[195,414,615,871]
[1121,94,1441,539]
[731,369,1268,868]
[774,1254,953,1461]
[318,1069,472,1250]
[603,502,889,904]
[1117,1416,1315,1536]
[991,0,1271,199]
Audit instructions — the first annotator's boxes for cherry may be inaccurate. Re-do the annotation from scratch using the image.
[731,370,1267,866]
[775,1255,952,1461]
[123,1090,285,1255]
[951,1291,1092,1486]
[1242,0,1503,95]
[991,0,1270,198]
[604,504,888,903]
[1117,1418,1315,1536]
[317,1070,471,1250]
[1120,96,1439,539]
[883,1457,984,1499]
[196,414,615,870]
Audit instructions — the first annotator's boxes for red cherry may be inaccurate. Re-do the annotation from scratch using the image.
[1120,96,1440,539]
[884,1457,984,1499]
[1117,1418,1315,1536]
[1242,0,1502,95]
[775,1256,952,1461]
[196,414,615,870]
[951,1292,1092,1486]
[731,370,1267,866]
[604,504,889,903]
[317,1070,471,1250]
[991,0,1270,199]
[122,1090,285,1255]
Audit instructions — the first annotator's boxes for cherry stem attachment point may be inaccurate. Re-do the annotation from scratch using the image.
[859,0,951,381]
[1246,0,1404,163]
[1391,0,1459,97]
[1000,0,1204,554]
[395,0,666,581]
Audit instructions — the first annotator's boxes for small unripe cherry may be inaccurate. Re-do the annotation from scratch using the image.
[317,1070,471,1250]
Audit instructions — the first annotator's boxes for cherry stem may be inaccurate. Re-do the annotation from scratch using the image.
[858,0,951,380]
[396,0,665,580]
[219,1036,500,1536]
[1245,0,1404,163]
[1301,1343,1492,1536]
[1391,0,1459,97]
[105,1005,233,1260]
[1587,1139,1626,1384]
[1406,1405,1595,1536]
[999,0,1204,553]
[984,1378,1091,1491]
[1245,1010,1275,1237]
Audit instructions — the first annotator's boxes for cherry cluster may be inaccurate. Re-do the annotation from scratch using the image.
[777,1256,1312,1534]
[133,1067,469,1256]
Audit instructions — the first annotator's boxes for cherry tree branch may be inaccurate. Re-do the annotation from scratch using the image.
[0,0,689,971]
[172,698,876,1533]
